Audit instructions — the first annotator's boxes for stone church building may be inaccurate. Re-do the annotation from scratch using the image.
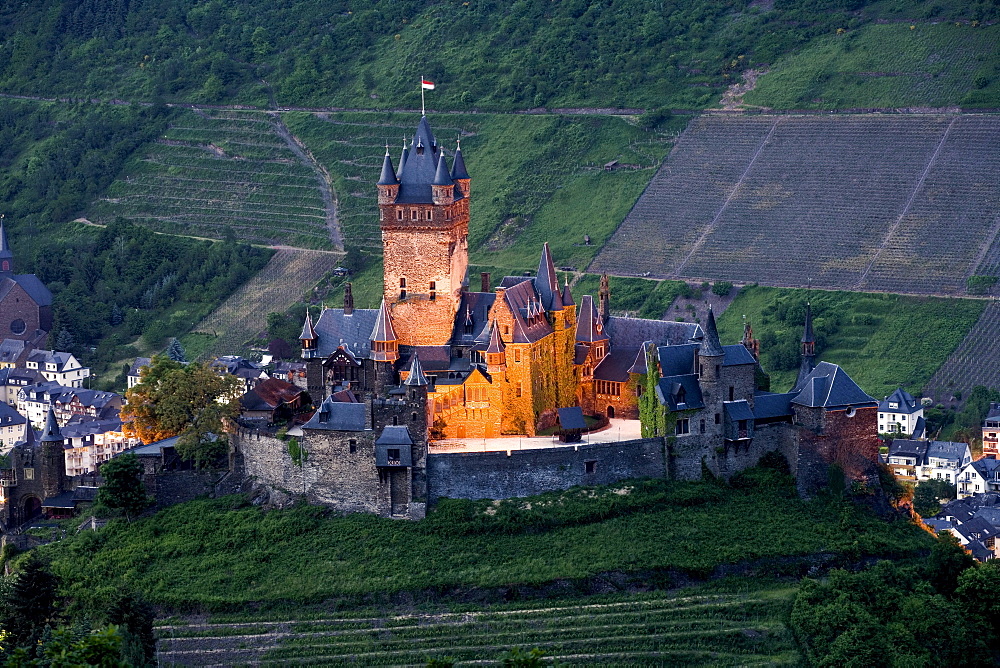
[0,219,53,346]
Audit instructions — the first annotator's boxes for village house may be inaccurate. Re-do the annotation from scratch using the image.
[983,402,1000,459]
[0,402,28,454]
[16,382,121,430]
[25,349,90,387]
[958,457,1000,499]
[878,387,924,436]
[61,417,141,476]
[887,439,971,484]
[127,357,151,389]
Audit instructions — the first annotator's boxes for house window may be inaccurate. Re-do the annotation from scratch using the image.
[515,349,521,363]
[516,383,522,398]
[392,416,398,425]
[411,209,419,220]
[412,412,418,422]
[387,448,400,464]
[715,413,720,424]
[445,210,452,221]
[676,419,690,436]
[396,209,404,220]
[429,281,436,301]
[426,210,433,220]
[349,439,357,453]
[585,460,597,474]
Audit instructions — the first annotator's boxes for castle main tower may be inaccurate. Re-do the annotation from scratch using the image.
[377,117,470,346]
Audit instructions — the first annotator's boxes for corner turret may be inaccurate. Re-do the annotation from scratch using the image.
[431,153,455,205]
[451,139,471,198]
[377,147,400,205]
[793,303,817,392]
[300,311,318,359]
[698,307,725,385]
[40,405,66,500]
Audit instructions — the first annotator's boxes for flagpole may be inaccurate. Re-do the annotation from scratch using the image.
[421,76,425,116]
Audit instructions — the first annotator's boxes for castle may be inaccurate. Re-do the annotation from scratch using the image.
[234,114,882,519]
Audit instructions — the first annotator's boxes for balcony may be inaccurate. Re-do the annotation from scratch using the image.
[0,471,16,487]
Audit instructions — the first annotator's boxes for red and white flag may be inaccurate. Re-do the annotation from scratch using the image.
[421,79,435,90]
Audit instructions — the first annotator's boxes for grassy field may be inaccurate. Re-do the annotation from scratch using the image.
[40,478,931,613]
[155,580,801,666]
[716,285,985,399]
[746,23,1000,110]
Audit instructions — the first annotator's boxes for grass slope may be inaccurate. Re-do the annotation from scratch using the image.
[42,479,930,612]
[156,581,801,666]
[716,285,985,398]
[746,23,1000,110]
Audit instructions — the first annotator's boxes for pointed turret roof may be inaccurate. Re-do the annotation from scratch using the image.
[802,303,815,343]
[370,299,398,342]
[403,353,428,386]
[396,116,443,203]
[377,147,399,186]
[0,216,11,274]
[432,152,453,186]
[40,405,62,443]
[451,141,470,180]
[576,295,608,343]
[299,312,317,342]
[535,242,563,311]
[700,307,725,358]
[485,320,506,354]
[562,278,575,307]
[398,137,409,177]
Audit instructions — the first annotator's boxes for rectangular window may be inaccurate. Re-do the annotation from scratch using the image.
[396,209,403,220]
[426,210,433,220]
[729,386,734,401]
[715,413,720,424]
[411,209,418,220]
[515,349,521,362]
[700,419,705,434]
[585,460,597,474]
[676,419,690,436]
[516,383,522,398]
[349,439,357,453]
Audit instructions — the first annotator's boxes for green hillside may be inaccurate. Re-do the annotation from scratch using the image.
[715,285,986,399]
[1,0,997,112]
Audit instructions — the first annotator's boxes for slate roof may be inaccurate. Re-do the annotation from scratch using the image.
[925,440,970,464]
[452,291,496,345]
[967,540,993,562]
[0,274,53,307]
[722,344,756,367]
[0,338,27,365]
[724,400,754,422]
[954,516,1000,544]
[968,457,1000,480]
[557,406,587,430]
[40,407,62,442]
[986,402,1000,422]
[42,491,76,509]
[888,439,928,460]
[879,387,921,414]
[403,354,428,386]
[561,281,574,307]
[61,418,123,440]
[503,279,554,344]
[974,507,1000,527]
[498,275,532,289]
[656,344,698,377]
[27,349,76,371]
[911,415,927,440]
[127,357,152,380]
[395,116,464,204]
[593,348,637,383]
[313,307,379,358]
[699,309,725,357]
[377,150,399,186]
[376,425,413,446]
[922,518,953,532]
[752,392,795,420]
[575,295,608,344]
[0,402,26,428]
[790,362,877,409]
[626,344,652,375]
[451,143,470,180]
[657,374,704,411]
[605,317,700,349]
[534,243,563,312]
[299,312,317,342]
[302,397,368,431]
[941,499,976,523]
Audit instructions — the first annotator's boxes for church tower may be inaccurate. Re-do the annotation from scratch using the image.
[378,117,470,346]
[0,216,13,275]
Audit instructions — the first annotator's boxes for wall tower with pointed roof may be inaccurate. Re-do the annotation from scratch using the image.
[379,116,470,346]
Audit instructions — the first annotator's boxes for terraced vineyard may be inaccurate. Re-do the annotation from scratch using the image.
[592,113,1000,297]
[88,109,335,249]
[190,249,342,358]
[156,586,799,666]
[923,301,1000,403]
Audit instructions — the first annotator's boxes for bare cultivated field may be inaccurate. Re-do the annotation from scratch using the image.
[191,249,341,358]
[592,113,1000,296]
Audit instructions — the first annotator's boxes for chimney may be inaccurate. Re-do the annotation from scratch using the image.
[480,272,491,293]
[344,282,354,315]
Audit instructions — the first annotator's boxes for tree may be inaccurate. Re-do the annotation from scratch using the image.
[165,337,187,363]
[120,356,241,467]
[912,479,956,517]
[0,557,60,651]
[926,531,975,596]
[96,453,149,522]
